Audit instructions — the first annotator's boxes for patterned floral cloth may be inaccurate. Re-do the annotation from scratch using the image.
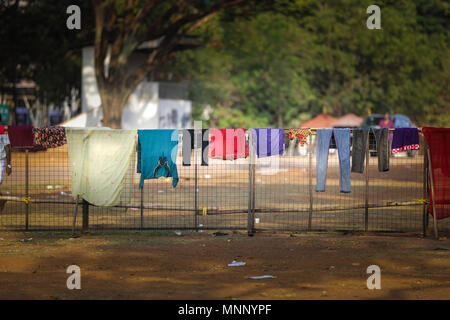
[288,128,311,146]
[33,126,67,148]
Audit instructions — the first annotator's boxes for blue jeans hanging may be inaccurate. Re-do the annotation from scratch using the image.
[333,128,351,193]
[316,128,351,193]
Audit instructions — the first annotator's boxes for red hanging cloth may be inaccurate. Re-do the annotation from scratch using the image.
[209,128,249,160]
[7,125,34,149]
[422,127,450,220]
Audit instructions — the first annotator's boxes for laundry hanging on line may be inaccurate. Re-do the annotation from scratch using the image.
[182,129,209,166]
[66,128,137,207]
[391,128,420,154]
[351,128,390,173]
[315,128,351,193]
[209,128,249,160]
[0,133,10,159]
[7,125,34,149]
[351,128,369,173]
[33,126,67,149]
[137,129,179,189]
[373,128,390,172]
[334,128,351,193]
[422,127,450,220]
[250,128,284,158]
[287,128,310,146]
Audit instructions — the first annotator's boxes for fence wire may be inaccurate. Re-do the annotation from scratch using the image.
[0,129,448,235]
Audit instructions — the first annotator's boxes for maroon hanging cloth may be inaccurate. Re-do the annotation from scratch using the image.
[7,125,34,149]
[422,127,450,220]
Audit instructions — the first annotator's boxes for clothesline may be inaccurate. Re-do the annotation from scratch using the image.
[282,128,423,135]
[0,125,424,135]
[3,125,446,235]
[173,127,425,136]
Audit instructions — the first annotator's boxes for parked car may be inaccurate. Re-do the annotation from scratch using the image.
[361,113,415,129]
[361,114,417,157]
[360,113,385,129]
[392,114,415,128]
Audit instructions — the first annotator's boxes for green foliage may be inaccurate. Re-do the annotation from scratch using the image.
[173,12,319,128]
[171,0,449,128]
[0,0,94,113]
[1,0,448,128]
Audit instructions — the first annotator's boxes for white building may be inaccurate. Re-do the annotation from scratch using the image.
[63,46,192,129]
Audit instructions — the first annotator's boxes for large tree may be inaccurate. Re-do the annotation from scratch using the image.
[170,0,449,128]
[171,11,318,128]
[0,0,91,125]
[92,0,250,128]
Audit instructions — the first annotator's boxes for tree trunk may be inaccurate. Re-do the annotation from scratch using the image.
[10,79,17,125]
[99,84,134,129]
[278,114,283,129]
[100,91,123,129]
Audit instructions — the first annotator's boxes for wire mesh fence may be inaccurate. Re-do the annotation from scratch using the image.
[0,129,448,235]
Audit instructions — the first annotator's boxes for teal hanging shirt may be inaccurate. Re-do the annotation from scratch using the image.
[137,129,179,189]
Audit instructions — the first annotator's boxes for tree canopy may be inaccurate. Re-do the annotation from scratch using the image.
[0,0,93,124]
[170,0,449,128]
[0,0,448,127]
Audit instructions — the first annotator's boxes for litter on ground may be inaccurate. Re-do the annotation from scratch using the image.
[228,260,246,267]
[248,275,276,280]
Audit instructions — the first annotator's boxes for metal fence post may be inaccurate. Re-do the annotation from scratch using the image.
[252,152,256,225]
[140,146,144,229]
[364,132,370,232]
[308,134,313,231]
[82,199,89,232]
[422,139,428,237]
[72,195,79,235]
[427,148,439,240]
[194,129,199,231]
[247,132,255,236]
[25,148,29,231]
[140,185,144,229]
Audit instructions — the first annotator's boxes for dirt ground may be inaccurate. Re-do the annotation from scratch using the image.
[0,230,449,300]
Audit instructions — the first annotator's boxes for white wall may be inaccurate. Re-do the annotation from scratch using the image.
[81,46,166,129]
[81,46,102,114]
[61,107,103,127]
[159,99,192,129]
[121,81,159,129]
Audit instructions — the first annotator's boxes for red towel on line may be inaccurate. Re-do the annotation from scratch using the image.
[209,128,249,160]
[422,127,450,220]
[7,125,34,148]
